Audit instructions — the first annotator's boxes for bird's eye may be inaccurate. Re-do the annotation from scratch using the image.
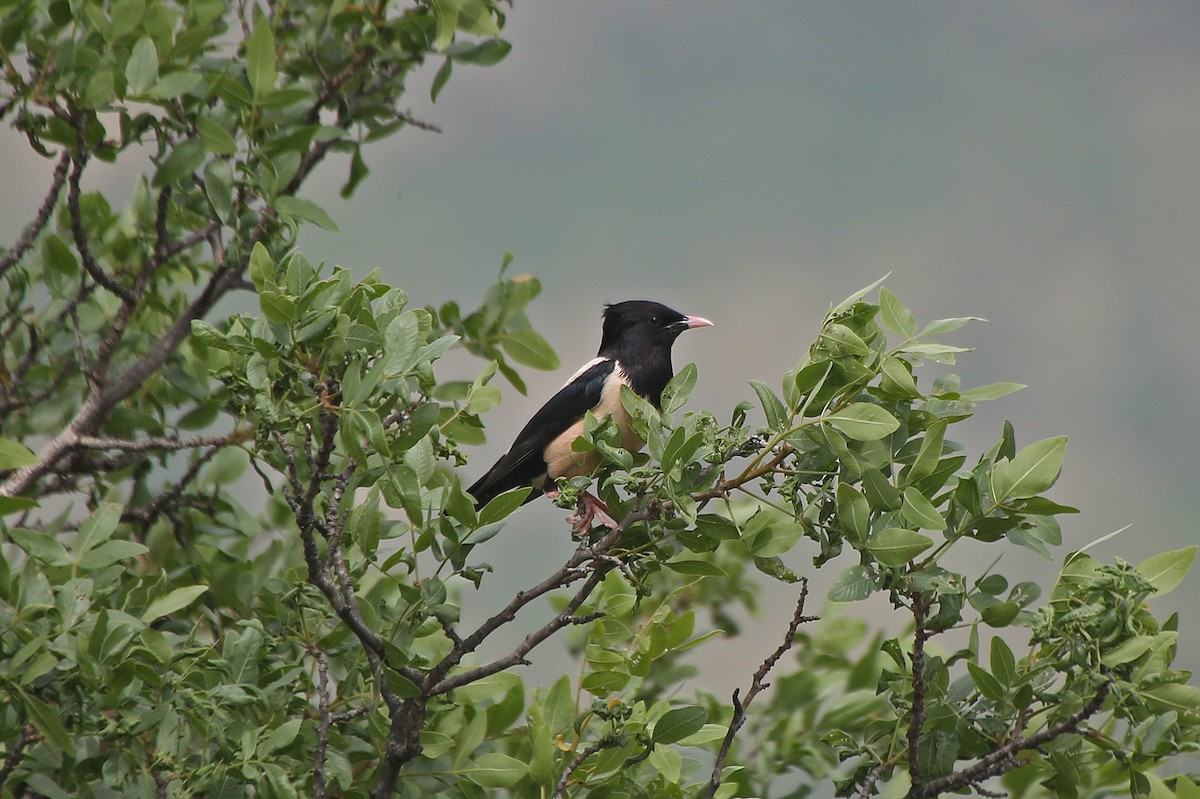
[648,316,661,327]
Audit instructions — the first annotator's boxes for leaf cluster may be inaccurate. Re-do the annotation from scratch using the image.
[1,2,1197,798]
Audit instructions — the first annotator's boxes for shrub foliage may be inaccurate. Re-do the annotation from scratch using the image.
[0,2,1196,798]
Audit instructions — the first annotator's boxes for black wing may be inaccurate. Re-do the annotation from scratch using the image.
[468,359,614,508]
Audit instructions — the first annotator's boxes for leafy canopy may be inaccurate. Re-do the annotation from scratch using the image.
[0,1,1197,798]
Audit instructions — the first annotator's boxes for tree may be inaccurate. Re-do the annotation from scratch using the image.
[0,2,1196,798]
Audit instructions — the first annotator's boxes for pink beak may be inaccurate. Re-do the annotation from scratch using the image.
[684,315,714,329]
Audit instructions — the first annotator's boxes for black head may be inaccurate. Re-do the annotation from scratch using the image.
[597,300,713,359]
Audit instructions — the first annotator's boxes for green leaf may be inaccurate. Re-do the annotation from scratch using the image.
[8,528,70,566]
[620,384,661,438]
[1142,683,1200,716]
[836,483,870,544]
[989,637,1017,686]
[197,116,237,155]
[456,0,502,35]
[75,503,122,559]
[880,357,919,398]
[906,420,946,484]
[828,565,877,602]
[821,323,870,357]
[43,234,79,277]
[342,145,370,198]
[450,38,512,66]
[959,382,1025,402]
[204,158,234,223]
[653,706,708,745]
[749,379,787,431]
[259,291,297,324]
[865,527,932,567]
[661,428,703,473]
[260,719,303,756]
[141,584,209,622]
[249,241,274,291]
[0,437,37,469]
[664,558,727,577]
[748,521,803,558]
[0,496,38,516]
[825,404,900,441]
[146,71,203,100]
[383,669,421,698]
[966,661,1005,702]
[662,362,698,414]
[245,17,276,98]
[919,316,984,337]
[1136,547,1196,596]
[862,468,902,511]
[1177,777,1200,799]
[78,540,149,569]
[152,139,204,187]
[274,196,339,232]
[901,487,946,531]
[879,287,915,337]
[981,602,1019,627]
[431,58,453,102]
[18,689,74,756]
[1101,635,1157,667]
[477,486,531,525]
[125,35,159,94]
[833,274,890,313]
[991,436,1068,502]
[500,330,559,370]
[462,753,528,788]
[753,555,799,583]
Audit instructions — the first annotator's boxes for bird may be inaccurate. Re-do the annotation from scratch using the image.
[467,300,713,529]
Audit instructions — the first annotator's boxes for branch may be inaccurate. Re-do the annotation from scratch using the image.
[705,579,817,799]
[905,681,1111,799]
[430,577,605,695]
[277,427,413,691]
[124,433,252,537]
[75,433,245,453]
[858,758,893,799]
[552,740,612,799]
[0,151,70,280]
[907,593,930,787]
[0,258,244,497]
[692,442,794,504]
[425,513,648,693]
[0,724,38,793]
[305,46,377,125]
[311,645,333,799]
[66,147,135,303]
[371,509,653,799]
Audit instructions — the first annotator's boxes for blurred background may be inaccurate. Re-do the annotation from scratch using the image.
[6,2,1198,688]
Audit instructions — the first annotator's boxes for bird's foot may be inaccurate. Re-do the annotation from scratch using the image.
[546,488,620,534]
[564,491,619,534]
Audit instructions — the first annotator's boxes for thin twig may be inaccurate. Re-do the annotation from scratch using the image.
[312,645,332,799]
[371,508,652,799]
[0,254,245,497]
[905,681,1111,799]
[705,579,817,799]
[0,724,38,792]
[0,151,70,280]
[425,515,646,694]
[66,144,134,302]
[859,758,893,799]
[76,433,245,453]
[907,593,929,787]
[552,740,609,799]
